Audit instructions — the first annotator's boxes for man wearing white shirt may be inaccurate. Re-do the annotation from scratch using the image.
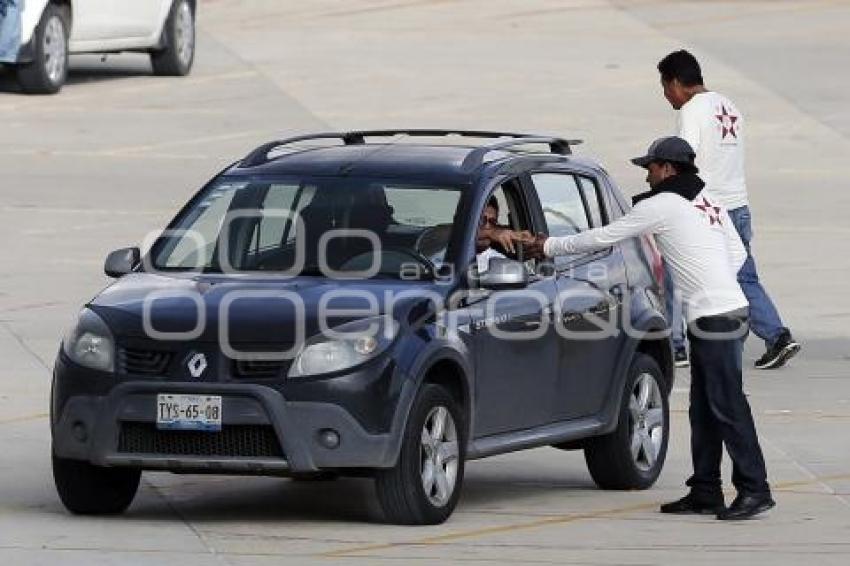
[523,137,775,520]
[657,50,800,370]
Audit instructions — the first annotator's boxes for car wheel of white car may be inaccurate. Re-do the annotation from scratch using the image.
[151,0,195,76]
[375,384,465,525]
[16,4,69,95]
[584,353,669,490]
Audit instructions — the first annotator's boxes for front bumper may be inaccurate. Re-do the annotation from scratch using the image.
[52,381,398,474]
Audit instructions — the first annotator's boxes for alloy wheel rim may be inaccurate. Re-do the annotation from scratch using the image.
[420,406,459,507]
[629,373,664,472]
[43,16,66,84]
[175,2,195,67]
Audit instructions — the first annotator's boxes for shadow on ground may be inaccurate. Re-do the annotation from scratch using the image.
[37,466,600,524]
[0,57,152,94]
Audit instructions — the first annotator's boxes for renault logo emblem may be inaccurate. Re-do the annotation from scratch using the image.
[187,352,208,378]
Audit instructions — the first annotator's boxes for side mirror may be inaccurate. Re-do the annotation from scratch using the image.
[104,247,140,278]
[479,257,529,290]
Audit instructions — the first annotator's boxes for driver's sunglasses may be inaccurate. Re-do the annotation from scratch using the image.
[480,216,498,227]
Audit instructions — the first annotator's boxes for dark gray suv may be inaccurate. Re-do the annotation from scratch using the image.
[52,130,673,525]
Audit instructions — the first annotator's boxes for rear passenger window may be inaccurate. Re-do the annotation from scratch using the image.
[531,172,613,268]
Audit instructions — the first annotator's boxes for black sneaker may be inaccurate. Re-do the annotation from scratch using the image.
[755,331,801,370]
[660,493,725,515]
[674,348,689,368]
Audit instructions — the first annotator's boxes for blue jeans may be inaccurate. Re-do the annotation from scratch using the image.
[728,206,787,347]
[0,0,22,63]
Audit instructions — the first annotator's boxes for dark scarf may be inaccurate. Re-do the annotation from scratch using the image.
[631,172,705,205]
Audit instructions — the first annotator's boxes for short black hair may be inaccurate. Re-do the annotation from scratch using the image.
[657,50,704,87]
[656,159,699,176]
[486,195,499,211]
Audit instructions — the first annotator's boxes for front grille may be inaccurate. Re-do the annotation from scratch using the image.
[118,423,284,458]
[118,347,172,376]
[233,359,287,378]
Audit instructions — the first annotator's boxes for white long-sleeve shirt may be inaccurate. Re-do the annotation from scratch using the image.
[678,91,748,210]
[543,190,747,322]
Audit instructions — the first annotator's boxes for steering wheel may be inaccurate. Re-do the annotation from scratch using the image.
[414,224,452,258]
[543,207,583,234]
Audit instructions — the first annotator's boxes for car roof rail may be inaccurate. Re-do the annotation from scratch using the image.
[240,130,582,168]
[460,136,582,170]
[240,132,365,167]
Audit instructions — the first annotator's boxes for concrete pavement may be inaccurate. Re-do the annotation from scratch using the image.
[1,1,848,564]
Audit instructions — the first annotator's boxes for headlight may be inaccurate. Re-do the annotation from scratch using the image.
[62,308,115,373]
[288,315,399,378]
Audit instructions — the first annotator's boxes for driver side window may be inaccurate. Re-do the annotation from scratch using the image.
[473,181,534,275]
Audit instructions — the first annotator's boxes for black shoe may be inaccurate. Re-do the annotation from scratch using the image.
[660,493,725,515]
[717,493,775,520]
[755,331,801,369]
[674,348,690,368]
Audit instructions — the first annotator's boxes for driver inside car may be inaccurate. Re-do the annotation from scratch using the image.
[475,196,534,272]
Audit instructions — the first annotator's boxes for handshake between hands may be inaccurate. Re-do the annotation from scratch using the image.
[481,226,549,260]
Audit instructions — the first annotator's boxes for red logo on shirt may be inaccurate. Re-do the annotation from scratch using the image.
[715,105,739,140]
[695,197,722,225]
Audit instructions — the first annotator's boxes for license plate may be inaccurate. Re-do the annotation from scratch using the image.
[157,394,222,431]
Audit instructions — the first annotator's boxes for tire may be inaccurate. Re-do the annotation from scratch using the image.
[584,353,669,490]
[375,384,465,525]
[16,4,69,94]
[151,0,195,76]
[52,451,141,515]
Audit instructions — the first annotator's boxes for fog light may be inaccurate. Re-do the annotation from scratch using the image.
[72,421,88,443]
[318,428,340,449]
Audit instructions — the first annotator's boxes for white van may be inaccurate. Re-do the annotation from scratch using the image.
[0,0,195,94]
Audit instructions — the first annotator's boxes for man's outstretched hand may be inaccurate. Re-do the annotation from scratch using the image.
[480,227,547,258]
[485,227,534,255]
[513,232,548,260]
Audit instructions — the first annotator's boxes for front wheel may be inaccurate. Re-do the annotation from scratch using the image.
[16,4,69,94]
[375,384,465,524]
[584,353,669,490]
[53,452,141,515]
[150,0,195,76]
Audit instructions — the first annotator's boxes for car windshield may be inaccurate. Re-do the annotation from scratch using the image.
[150,176,462,279]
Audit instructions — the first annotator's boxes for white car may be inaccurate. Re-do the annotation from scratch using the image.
[3,0,195,94]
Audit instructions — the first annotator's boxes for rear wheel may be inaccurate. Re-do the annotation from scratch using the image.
[375,384,465,524]
[584,353,669,490]
[151,0,195,76]
[53,452,141,515]
[16,4,69,94]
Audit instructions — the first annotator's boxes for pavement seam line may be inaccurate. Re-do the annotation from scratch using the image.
[0,413,49,426]
[141,477,233,566]
[321,501,659,558]
[761,435,850,509]
[321,472,850,558]
[0,320,51,373]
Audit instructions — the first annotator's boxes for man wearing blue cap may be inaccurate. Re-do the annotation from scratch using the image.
[523,136,775,520]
